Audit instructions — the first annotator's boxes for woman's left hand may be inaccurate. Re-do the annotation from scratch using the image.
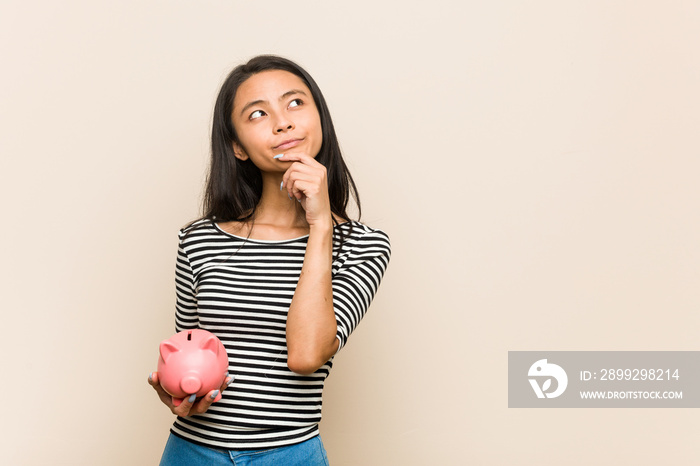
[278,153,332,228]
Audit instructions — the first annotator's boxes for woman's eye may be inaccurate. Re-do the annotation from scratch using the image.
[288,99,303,108]
[250,110,265,119]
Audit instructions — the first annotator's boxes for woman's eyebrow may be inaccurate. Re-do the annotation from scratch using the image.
[239,89,308,117]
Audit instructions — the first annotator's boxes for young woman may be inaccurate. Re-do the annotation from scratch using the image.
[148,55,391,465]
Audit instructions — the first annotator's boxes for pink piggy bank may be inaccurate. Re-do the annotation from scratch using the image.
[157,329,228,406]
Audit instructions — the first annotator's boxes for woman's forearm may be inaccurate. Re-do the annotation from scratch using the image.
[286,223,339,375]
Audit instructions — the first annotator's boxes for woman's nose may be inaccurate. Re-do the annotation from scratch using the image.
[274,116,294,133]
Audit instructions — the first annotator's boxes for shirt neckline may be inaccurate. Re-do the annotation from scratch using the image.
[212,220,355,243]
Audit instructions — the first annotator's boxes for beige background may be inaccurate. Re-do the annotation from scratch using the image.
[1,1,698,465]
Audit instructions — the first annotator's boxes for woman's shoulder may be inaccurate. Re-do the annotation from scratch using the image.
[178,218,219,242]
[335,220,391,251]
[336,219,388,235]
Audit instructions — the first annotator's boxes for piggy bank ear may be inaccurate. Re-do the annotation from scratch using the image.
[200,335,220,355]
[159,341,180,362]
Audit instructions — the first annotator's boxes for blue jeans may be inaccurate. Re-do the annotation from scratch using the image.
[159,433,330,466]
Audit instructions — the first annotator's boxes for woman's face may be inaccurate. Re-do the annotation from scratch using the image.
[230,69,323,173]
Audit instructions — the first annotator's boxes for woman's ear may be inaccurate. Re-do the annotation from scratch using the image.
[232,141,249,161]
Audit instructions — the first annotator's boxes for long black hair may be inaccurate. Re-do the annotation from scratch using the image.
[199,55,361,235]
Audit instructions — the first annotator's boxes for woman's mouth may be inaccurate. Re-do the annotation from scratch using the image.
[273,138,303,150]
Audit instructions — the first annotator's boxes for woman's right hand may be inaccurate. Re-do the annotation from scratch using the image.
[148,371,233,417]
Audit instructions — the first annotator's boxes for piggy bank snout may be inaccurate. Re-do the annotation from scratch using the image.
[180,375,202,394]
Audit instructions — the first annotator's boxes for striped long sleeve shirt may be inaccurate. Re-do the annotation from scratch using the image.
[170,219,391,449]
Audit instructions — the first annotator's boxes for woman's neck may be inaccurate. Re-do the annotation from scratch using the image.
[253,174,308,228]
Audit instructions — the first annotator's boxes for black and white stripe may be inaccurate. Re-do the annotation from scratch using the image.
[170,219,391,450]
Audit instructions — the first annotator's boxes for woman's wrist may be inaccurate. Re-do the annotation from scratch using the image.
[308,216,334,235]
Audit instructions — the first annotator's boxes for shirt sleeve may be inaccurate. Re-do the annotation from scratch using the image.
[174,231,199,332]
[332,227,391,353]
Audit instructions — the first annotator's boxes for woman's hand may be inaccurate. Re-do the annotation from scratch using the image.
[277,153,332,229]
[148,371,233,417]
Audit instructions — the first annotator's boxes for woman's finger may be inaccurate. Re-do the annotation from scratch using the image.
[191,390,221,414]
[172,393,197,416]
[220,373,235,392]
[277,152,325,186]
[285,172,318,200]
[189,373,231,414]
[149,372,175,405]
[274,152,319,166]
[283,163,326,199]
[281,161,323,189]
[290,179,325,200]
